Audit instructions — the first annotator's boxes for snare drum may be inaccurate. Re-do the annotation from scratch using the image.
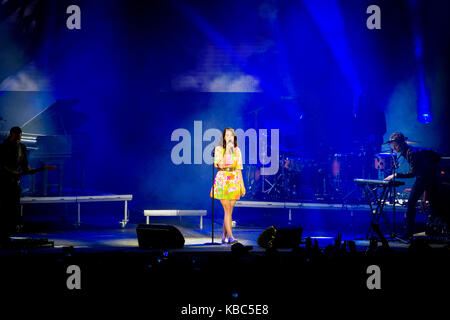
[283,156,301,172]
[331,153,356,178]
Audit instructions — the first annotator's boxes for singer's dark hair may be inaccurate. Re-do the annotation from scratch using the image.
[221,127,238,149]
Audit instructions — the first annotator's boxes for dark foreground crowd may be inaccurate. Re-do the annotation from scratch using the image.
[1,231,448,316]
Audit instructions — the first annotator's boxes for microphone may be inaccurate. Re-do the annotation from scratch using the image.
[390,148,399,169]
[227,139,234,154]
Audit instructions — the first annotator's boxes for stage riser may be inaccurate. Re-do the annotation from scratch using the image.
[232,207,428,235]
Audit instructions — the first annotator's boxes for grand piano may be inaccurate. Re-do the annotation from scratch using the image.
[1,99,90,196]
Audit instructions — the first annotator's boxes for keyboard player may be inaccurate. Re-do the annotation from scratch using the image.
[384,132,443,239]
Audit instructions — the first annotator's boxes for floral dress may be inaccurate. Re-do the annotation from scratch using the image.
[210,145,244,200]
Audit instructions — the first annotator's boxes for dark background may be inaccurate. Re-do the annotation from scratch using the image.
[0,0,448,209]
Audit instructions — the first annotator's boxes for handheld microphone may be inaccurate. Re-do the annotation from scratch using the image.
[227,139,234,154]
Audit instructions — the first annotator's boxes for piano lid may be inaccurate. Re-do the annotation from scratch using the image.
[21,99,89,135]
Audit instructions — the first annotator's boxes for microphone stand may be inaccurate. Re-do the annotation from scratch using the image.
[388,149,408,243]
[204,148,221,246]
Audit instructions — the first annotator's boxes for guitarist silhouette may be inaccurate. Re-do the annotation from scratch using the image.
[0,127,56,244]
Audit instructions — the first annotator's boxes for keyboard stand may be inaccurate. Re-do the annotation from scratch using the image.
[354,179,409,243]
[360,182,392,239]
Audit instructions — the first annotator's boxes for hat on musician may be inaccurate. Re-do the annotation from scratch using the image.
[385,132,407,144]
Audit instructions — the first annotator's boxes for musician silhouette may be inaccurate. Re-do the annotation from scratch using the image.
[0,126,55,245]
[384,132,442,239]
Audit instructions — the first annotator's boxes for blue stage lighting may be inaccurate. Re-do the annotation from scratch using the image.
[408,1,432,124]
[417,72,432,123]
[418,113,432,124]
[304,0,362,96]
[414,36,423,58]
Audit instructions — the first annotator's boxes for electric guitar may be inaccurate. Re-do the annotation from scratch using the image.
[19,165,57,176]
[1,165,56,184]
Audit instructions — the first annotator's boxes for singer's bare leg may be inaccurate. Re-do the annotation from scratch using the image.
[229,199,237,239]
[221,200,234,239]
[225,200,233,238]
[225,199,237,239]
[220,200,230,240]
[222,219,227,239]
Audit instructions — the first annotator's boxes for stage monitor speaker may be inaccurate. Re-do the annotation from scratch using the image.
[257,225,303,249]
[136,224,185,249]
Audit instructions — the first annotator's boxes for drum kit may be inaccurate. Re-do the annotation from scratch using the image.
[241,102,419,203]
[243,149,326,202]
[243,146,404,203]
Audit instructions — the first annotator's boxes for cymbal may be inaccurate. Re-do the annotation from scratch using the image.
[376,152,392,156]
[279,146,300,154]
[406,141,419,144]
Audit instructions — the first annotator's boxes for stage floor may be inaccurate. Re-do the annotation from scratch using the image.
[5,219,446,253]
[2,200,446,253]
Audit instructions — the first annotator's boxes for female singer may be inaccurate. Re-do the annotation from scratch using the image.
[210,127,246,244]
